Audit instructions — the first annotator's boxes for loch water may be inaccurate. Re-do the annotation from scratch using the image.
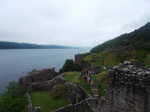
[0,48,89,92]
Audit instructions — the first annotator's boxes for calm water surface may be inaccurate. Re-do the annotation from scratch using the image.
[0,48,89,92]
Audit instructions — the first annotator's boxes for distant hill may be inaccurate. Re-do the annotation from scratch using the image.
[78,23,150,67]
[91,23,150,53]
[0,41,75,49]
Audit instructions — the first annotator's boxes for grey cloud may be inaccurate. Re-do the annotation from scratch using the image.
[0,0,150,47]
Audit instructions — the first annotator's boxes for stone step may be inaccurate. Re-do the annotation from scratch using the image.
[92,91,99,93]
[91,88,99,97]
[91,88,98,91]
[93,94,99,97]
[92,89,99,92]
[92,92,99,95]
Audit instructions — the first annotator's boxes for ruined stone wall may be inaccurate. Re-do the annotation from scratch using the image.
[75,54,85,64]
[98,61,150,112]
[55,98,98,112]
[26,92,33,112]
[30,75,65,91]
[98,86,150,112]
[20,68,58,88]
[24,61,150,112]
[37,61,150,112]
[75,54,91,69]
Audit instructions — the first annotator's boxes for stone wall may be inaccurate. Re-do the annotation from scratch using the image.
[20,68,58,88]
[75,54,91,69]
[97,61,150,112]
[29,75,88,104]
[26,92,33,112]
[75,54,86,64]
[30,75,65,91]
[55,98,98,112]
[109,61,150,87]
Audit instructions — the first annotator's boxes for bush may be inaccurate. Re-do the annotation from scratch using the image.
[0,81,27,112]
[60,59,81,73]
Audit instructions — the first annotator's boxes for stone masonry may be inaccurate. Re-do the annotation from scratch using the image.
[19,68,58,88]
[98,61,150,112]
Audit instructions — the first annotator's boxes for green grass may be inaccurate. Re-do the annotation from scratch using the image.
[92,71,107,81]
[78,78,92,95]
[84,49,150,68]
[31,91,69,112]
[63,71,109,96]
[83,53,103,67]
[64,72,92,95]
[63,72,80,83]
[83,52,120,68]
[84,55,93,62]
[91,71,109,96]
[144,54,150,67]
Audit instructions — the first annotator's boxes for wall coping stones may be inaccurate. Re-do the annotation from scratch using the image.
[109,61,150,88]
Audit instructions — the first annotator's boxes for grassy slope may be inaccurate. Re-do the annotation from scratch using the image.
[91,23,150,53]
[83,52,120,68]
[63,72,92,95]
[91,71,108,96]
[31,91,69,112]
[63,72,109,96]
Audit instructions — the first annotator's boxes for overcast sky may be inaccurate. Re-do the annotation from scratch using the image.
[0,0,150,47]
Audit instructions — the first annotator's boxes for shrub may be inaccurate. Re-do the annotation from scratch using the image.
[0,81,27,112]
[60,59,81,73]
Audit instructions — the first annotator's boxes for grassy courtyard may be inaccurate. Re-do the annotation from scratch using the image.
[31,91,69,112]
